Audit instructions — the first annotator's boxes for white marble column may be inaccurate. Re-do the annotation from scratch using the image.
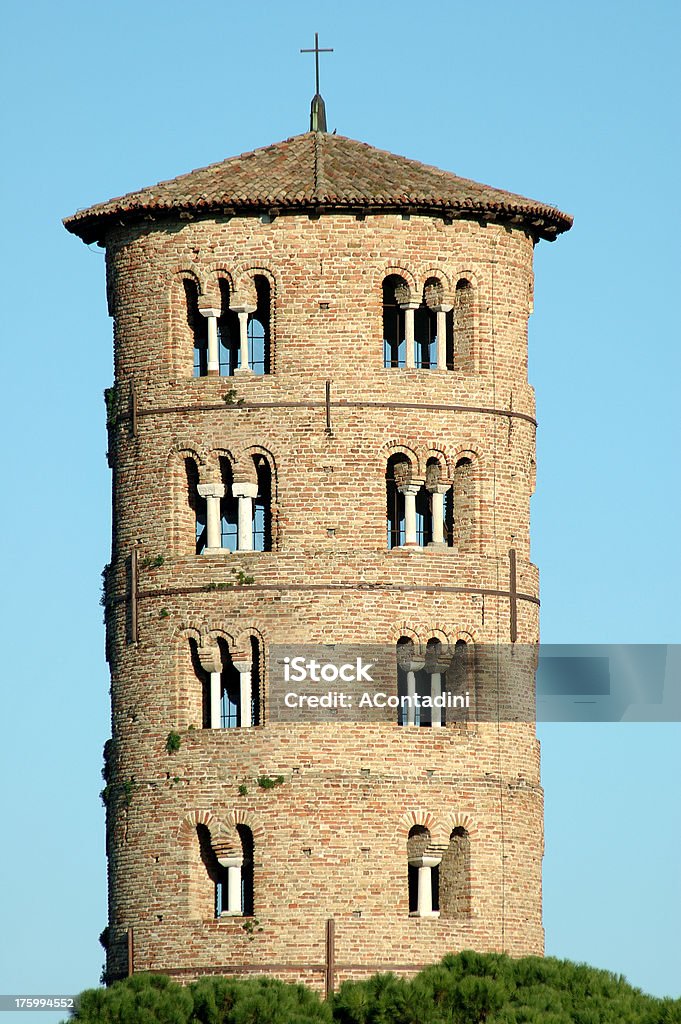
[197,483,225,553]
[409,855,442,917]
[233,307,256,373]
[401,302,419,368]
[406,657,425,726]
[435,304,452,370]
[233,658,253,728]
[428,483,450,547]
[399,481,423,547]
[430,671,443,727]
[198,306,221,375]
[210,672,222,728]
[217,855,244,915]
[232,482,259,551]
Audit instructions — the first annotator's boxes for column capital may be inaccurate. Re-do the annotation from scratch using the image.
[231,304,257,316]
[217,855,244,869]
[232,481,259,499]
[434,303,453,313]
[400,301,420,311]
[197,305,221,318]
[427,482,450,495]
[197,482,225,500]
[399,480,424,496]
[232,659,252,674]
[198,643,222,675]
[408,854,442,868]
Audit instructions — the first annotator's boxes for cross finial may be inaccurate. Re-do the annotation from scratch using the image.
[300,32,333,132]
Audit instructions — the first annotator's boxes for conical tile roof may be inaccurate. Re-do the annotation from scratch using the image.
[64,131,572,243]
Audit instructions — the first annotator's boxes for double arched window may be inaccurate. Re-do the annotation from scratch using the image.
[386,456,455,549]
[198,823,255,918]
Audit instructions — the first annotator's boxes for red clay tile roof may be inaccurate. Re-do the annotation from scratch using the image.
[64,132,572,244]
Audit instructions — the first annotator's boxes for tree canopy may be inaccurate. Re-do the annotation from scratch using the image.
[65,953,681,1024]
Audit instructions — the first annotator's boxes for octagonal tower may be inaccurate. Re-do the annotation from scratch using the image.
[65,127,571,988]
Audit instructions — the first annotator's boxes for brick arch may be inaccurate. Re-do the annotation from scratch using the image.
[204,627,238,650]
[379,440,421,477]
[452,444,484,467]
[424,448,450,485]
[231,266,278,311]
[380,265,419,304]
[204,265,235,295]
[423,626,455,648]
[178,809,223,843]
[397,809,438,839]
[439,811,478,840]
[169,266,206,294]
[209,447,237,469]
[452,268,481,291]
[233,625,267,651]
[232,445,278,494]
[225,808,265,845]
[174,625,203,644]
[165,441,209,469]
[454,628,478,645]
[387,622,422,646]
[422,270,454,309]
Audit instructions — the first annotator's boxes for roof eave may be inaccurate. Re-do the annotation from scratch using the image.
[64,200,572,247]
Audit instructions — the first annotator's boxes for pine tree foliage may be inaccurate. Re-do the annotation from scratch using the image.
[65,954,681,1024]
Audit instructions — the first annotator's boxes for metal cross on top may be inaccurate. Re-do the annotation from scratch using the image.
[300,32,334,97]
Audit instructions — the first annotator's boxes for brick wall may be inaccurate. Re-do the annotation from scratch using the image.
[100,209,544,985]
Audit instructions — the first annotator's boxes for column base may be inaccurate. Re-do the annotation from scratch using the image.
[203,547,230,556]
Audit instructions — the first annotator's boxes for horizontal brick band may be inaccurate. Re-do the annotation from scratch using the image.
[135,583,540,606]
[118,400,537,428]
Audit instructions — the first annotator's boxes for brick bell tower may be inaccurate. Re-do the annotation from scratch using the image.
[65,98,571,988]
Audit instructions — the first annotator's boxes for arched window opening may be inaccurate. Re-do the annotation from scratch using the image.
[396,637,428,727]
[453,456,475,552]
[247,276,271,375]
[189,638,211,728]
[185,458,207,554]
[414,304,437,369]
[425,458,453,547]
[219,457,238,552]
[386,455,410,548]
[197,639,259,730]
[250,636,262,727]
[185,280,208,378]
[407,825,440,917]
[218,279,239,377]
[253,456,272,551]
[383,276,407,368]
[217,641,241,728]
[440,826,471,917]
[447,639,473,723]
[454,279,474,372]
[415,482,432,546]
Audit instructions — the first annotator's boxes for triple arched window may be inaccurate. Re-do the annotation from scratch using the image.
[396,637,471,728]
[387,455,470,549]
[190,635,262,730]
[185,275,271,377]
[383,274,474,371]
[185,455,272,554]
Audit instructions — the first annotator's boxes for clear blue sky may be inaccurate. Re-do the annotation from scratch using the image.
[0,1,679,1019]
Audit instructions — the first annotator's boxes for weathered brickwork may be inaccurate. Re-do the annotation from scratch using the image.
[67,139,570,987]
